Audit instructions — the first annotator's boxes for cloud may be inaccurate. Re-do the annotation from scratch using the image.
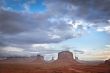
[45,0,110,33]
[45,0,110,20]
[1,11,24,30]
[68,0,110,20]
[0,5,87,48]
[0,47,24,52]
[105,45,110,48]
[0,0,110,58]
[31,44,61,54]
[97,25,110,33]
[0,4,84,57]
[0,51,32,57]
[74,50,84,54]
[1,0,109,48]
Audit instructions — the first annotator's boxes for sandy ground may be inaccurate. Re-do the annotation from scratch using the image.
[0,61,110,73]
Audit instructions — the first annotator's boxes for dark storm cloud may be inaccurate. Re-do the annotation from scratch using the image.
[0,42,6,47]
[0,35,7,47]
[45,0,110,33]
[73,0,110,22]
[0,9,34,34]
[0,8,76,48]
[45,0,110,24]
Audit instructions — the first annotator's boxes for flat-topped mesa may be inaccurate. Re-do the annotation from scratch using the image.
[36,54,44,60]
[57,51,74,62]
[35,54,45,63]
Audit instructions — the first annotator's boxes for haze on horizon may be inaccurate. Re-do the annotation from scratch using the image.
[0,0,110,61]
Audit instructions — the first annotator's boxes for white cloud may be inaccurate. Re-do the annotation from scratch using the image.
[97,26,110,33]
[1,47,24,52]
[32,44,52,49]
[105,45,110,48]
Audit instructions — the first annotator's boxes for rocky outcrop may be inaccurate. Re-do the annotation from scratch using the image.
[75,56,79,61]
[51,51,78,66]
[58,51,74,61]
[35,54,45,63]
[105,59,110,65]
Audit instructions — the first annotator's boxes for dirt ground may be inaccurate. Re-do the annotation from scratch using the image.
[0,62,110,73]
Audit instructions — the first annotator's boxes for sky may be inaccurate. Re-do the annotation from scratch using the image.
[0,0,110,61]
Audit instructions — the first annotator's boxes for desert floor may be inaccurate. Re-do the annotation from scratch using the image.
[0,62,110,73]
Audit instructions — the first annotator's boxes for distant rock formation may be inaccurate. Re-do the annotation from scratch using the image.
[105,59,110,65]
[51,51,78,66]
[1,51,80,65]
[35,54,45,63]
[75,56,79,61]
[58,51,74,61]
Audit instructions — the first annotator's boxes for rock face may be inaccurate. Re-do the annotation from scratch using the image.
[58,51,74,62]
[52,51,79,66]
[37,55,44,61]
[35,55,45,63]
[105,59,110,65]
[75,56,79,61]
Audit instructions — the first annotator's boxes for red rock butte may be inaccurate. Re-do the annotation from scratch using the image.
[34,54,45,63]
[105,59,110,65]
[58,51,74,61]
[50,51,79,66]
